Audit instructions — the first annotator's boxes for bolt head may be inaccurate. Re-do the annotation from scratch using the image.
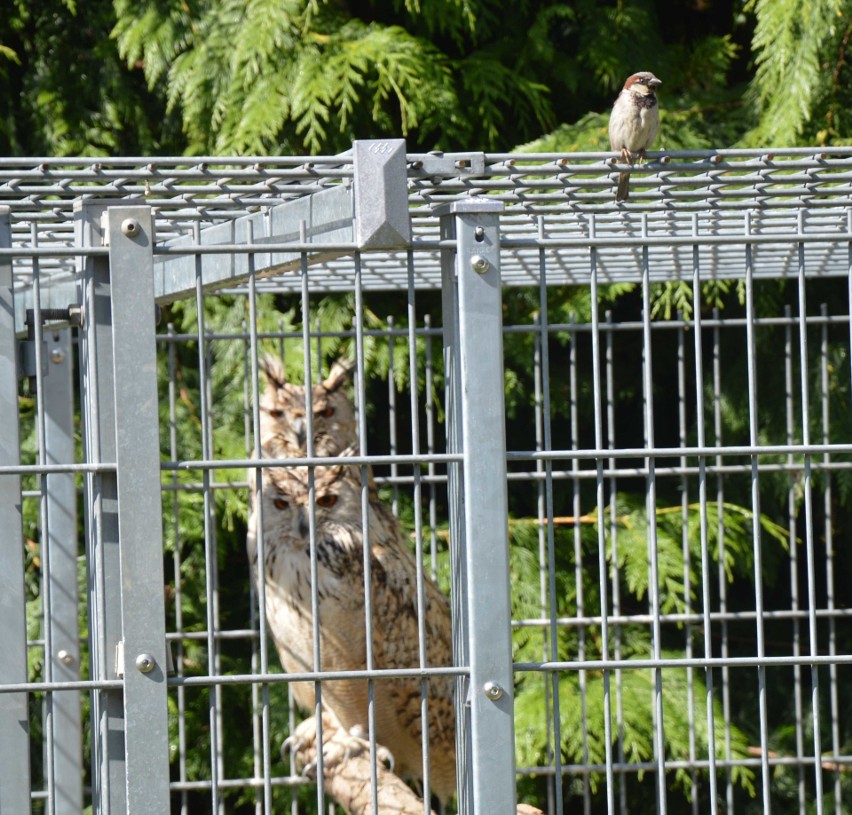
[135,653,155,673]
[484,681,504,701]
[470,254,490,273]
[49,347,66,364]
[121,218,141,238]
[57,649,74,666]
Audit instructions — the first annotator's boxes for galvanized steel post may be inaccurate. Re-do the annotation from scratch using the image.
[106,206,171,812]
[44,327,84,814]
[77,199,128,812]
[440,199,516,813]
[0,207,32,812]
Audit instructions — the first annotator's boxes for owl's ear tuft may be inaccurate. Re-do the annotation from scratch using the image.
[260,354,287,391]
[324,356,356,392]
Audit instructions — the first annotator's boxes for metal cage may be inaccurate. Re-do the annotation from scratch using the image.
[1,140,850,814]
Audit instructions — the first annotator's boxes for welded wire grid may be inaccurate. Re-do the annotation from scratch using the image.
[5,147,851,814]
[5,147,852,294]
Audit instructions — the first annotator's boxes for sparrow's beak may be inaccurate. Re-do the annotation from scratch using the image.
[649,78,662,89]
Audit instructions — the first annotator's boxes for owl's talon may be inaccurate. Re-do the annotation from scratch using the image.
[280,733,305,760]
[347,725,395,770]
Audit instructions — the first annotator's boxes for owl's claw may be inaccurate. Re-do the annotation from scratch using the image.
[280,732,306,761]
[282,715,395,778]
[347,724,395,771]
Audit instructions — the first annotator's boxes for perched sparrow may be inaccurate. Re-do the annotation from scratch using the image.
[608,72,661,202]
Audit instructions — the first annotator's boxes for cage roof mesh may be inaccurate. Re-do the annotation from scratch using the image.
[4,147,852,318]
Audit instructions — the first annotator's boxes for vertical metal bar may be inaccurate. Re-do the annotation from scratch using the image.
[298,234,327,815]
[44,328,84,815]
[205,330,226,813]
[588,219,615,815]
[353,252,381,815]
[569,309,591,815]
[820,303,841,815]
[784,304,806,813]
[795,232,824,813]
[712,308,733,813]
[387,314,399,514]
[405,249,434,814]
[106,205,170,811]
[605,310,627,815]
[30,221,57,814]
[76,199,126,814]
[532,316,555,815]
[690,219,718,815]
[441,210,471,813]
[439,199,515,813]
[744,214,772,815]
[535,229,564,815]
[167,322,190,815]
[423,313,438,582]
[677,310,698,813]
[245,222,273,815]
[0,206,32,814]
[241,310,264,815]
[640,217,667,815]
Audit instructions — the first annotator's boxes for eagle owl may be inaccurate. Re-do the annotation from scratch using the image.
[258,355,357,459]
[246,457,456,802]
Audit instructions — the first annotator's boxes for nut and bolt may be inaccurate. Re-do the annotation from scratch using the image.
[57,649,74,666]
[470,254,490,273]
[483,681,504,701]
[135,653,156,674]
[121,218,141,238]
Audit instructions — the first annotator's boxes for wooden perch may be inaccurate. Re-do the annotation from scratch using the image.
[287,713,546,815]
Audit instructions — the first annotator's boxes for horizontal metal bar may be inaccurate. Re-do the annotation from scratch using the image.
[168,776,312,792]
[513,607,852,629]
[0,462,114,475]
[498,231,852,249]
[508,442,852,461]
[0,665,470,695]
[517,753,852,778]
[163,452,464,471]
[515,654,852,672]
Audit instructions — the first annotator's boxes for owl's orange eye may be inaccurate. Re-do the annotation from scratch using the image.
[316,494,338,508]
[268,409,283,419]
[273,497,288,511]
[317,406,335,418]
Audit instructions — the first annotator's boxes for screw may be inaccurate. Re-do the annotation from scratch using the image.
[484,681,504,701]
[470,254,490,273]
[121,218,141,238]
[57,649,74,666]
[50,347,66,364]
[135,653,156,674]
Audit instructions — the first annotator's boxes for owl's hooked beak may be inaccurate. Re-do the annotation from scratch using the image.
[297,505,309,539]
[292,417,307,449]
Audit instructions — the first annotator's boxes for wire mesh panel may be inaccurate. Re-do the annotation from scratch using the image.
[0,143,850,814]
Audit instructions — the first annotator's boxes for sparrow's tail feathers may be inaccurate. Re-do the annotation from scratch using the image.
[616,171,630,202]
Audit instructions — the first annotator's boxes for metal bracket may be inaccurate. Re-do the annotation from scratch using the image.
[17,305,83,382]
[115,640,176,678]
[409,151,487,179]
